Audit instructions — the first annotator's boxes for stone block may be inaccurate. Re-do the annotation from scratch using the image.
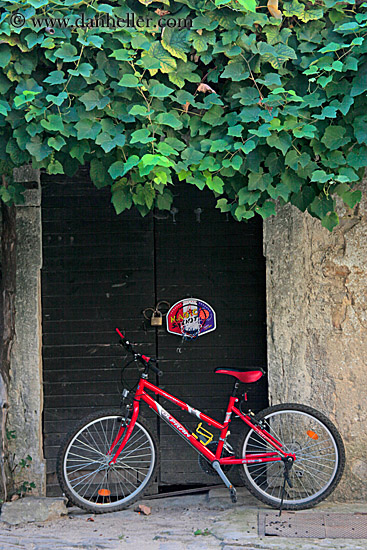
[0,497,68,525]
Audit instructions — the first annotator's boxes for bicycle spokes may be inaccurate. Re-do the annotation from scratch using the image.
[241,408,341,506]
[62,414,156,509]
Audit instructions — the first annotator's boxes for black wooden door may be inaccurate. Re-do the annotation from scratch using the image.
[154,184,267,485]
[42,170,267,494]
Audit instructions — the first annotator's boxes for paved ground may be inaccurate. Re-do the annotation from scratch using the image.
[1,487,367,550]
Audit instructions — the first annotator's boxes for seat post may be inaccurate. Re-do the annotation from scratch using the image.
[232,380,240,397]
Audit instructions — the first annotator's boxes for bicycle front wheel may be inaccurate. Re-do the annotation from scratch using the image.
[57,410,158,513]
[237,403,345,510]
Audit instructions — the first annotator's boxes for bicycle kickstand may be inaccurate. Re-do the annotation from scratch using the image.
[211,461,237,503]
[278,457,294,517]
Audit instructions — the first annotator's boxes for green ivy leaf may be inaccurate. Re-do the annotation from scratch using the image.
[291,186,317,211]
[249,124,271,138]
[79,90,110,111]
[351,62,367,96]
[146,42,177,73]
[149,83,175,98]
[267,133,292,154]
[112,187,133,214]
[0,100,10,117]
[75,119,101,140]
[321,126,351,150]
[156,190,173,210]
[236,0,257,12]
[248,170,273,191]
[258,43,297,69]
[221,62,249,81]
[346,147,367,168]
[90,158,109,188]
[293,124,317,138]
[162,27,190,62]
[181,147,204,165]
[118,74,140,88]
[168,60,201,88]
[129,105,150,117]
[267,183,291,201]
[28,0,48,7]
[69,63,93,77]
[54,43,79,63]
[120,155,140,176]
[96,132,125,152]
[130,129,155,144]
[321,212,339,232]
[69,141,90,164]
[46,92,68,106]
[353,115,367,145]
[206,175,224,193]
[233,88,260,105]
[228,125,243,137]
[109,161,125,179]
[255,201,276,219]
[155,112,183,129]
[309,195,334,219]
[26,137,52,161]
[216,198,231,212]
[109,49,134,61]
[234,205,255,221]
[140,154,174,170]
[47,160,64,175]
[40,115,64,133]
[48,136,66,151]
[0,0,363,230]
[0,45,11,68]
[311,170,333,183]
[210,139,229,153]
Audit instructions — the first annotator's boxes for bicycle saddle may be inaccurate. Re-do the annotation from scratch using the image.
[214,367,265,383]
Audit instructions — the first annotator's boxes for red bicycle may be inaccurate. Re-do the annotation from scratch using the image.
[57,329,345,514]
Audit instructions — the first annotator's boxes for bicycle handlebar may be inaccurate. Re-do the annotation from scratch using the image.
[115,328,163,377]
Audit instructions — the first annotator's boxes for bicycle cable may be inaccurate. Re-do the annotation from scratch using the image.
[120,355,141,392]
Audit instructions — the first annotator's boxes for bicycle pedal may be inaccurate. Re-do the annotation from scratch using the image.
[229,486,237,504]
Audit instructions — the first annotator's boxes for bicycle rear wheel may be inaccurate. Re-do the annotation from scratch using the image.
[237,403,345,510]
[57,409,158,513]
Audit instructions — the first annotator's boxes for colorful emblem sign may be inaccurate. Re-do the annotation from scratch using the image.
[166,298,216,339]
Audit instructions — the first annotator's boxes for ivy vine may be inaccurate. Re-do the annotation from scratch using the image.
[0,0,366,229]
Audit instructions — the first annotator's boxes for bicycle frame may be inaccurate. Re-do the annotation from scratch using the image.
[108,375,296,466]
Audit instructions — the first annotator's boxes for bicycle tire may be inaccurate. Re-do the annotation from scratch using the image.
[237,403,345,510]
[57,409,159,513]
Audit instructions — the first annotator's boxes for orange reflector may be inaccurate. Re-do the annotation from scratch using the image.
[98,489,111,497]
[307,430,319,440]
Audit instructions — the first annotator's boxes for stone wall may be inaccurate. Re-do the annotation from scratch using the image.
[3,164,367,501]
[7,167,45,495]
[264,178,367,502]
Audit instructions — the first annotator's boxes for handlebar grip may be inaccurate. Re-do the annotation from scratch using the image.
[139,355,163,376]
[116,328,134,353]
[149,362,163,377]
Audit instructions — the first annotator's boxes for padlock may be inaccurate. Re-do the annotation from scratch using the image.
[151,310,163,326]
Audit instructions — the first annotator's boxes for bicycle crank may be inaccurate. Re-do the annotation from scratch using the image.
[211,461,237,504]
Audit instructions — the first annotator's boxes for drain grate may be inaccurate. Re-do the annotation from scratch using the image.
[258,511,367,539]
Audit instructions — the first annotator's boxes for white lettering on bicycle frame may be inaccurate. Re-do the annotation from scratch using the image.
[156,403,191,439]
[225,412,232,423]
[187,405,201,419]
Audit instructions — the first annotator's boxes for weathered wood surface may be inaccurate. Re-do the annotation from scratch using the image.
[41,170,267,493]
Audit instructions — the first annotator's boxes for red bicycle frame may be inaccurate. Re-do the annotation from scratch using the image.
[108,375,295,466]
